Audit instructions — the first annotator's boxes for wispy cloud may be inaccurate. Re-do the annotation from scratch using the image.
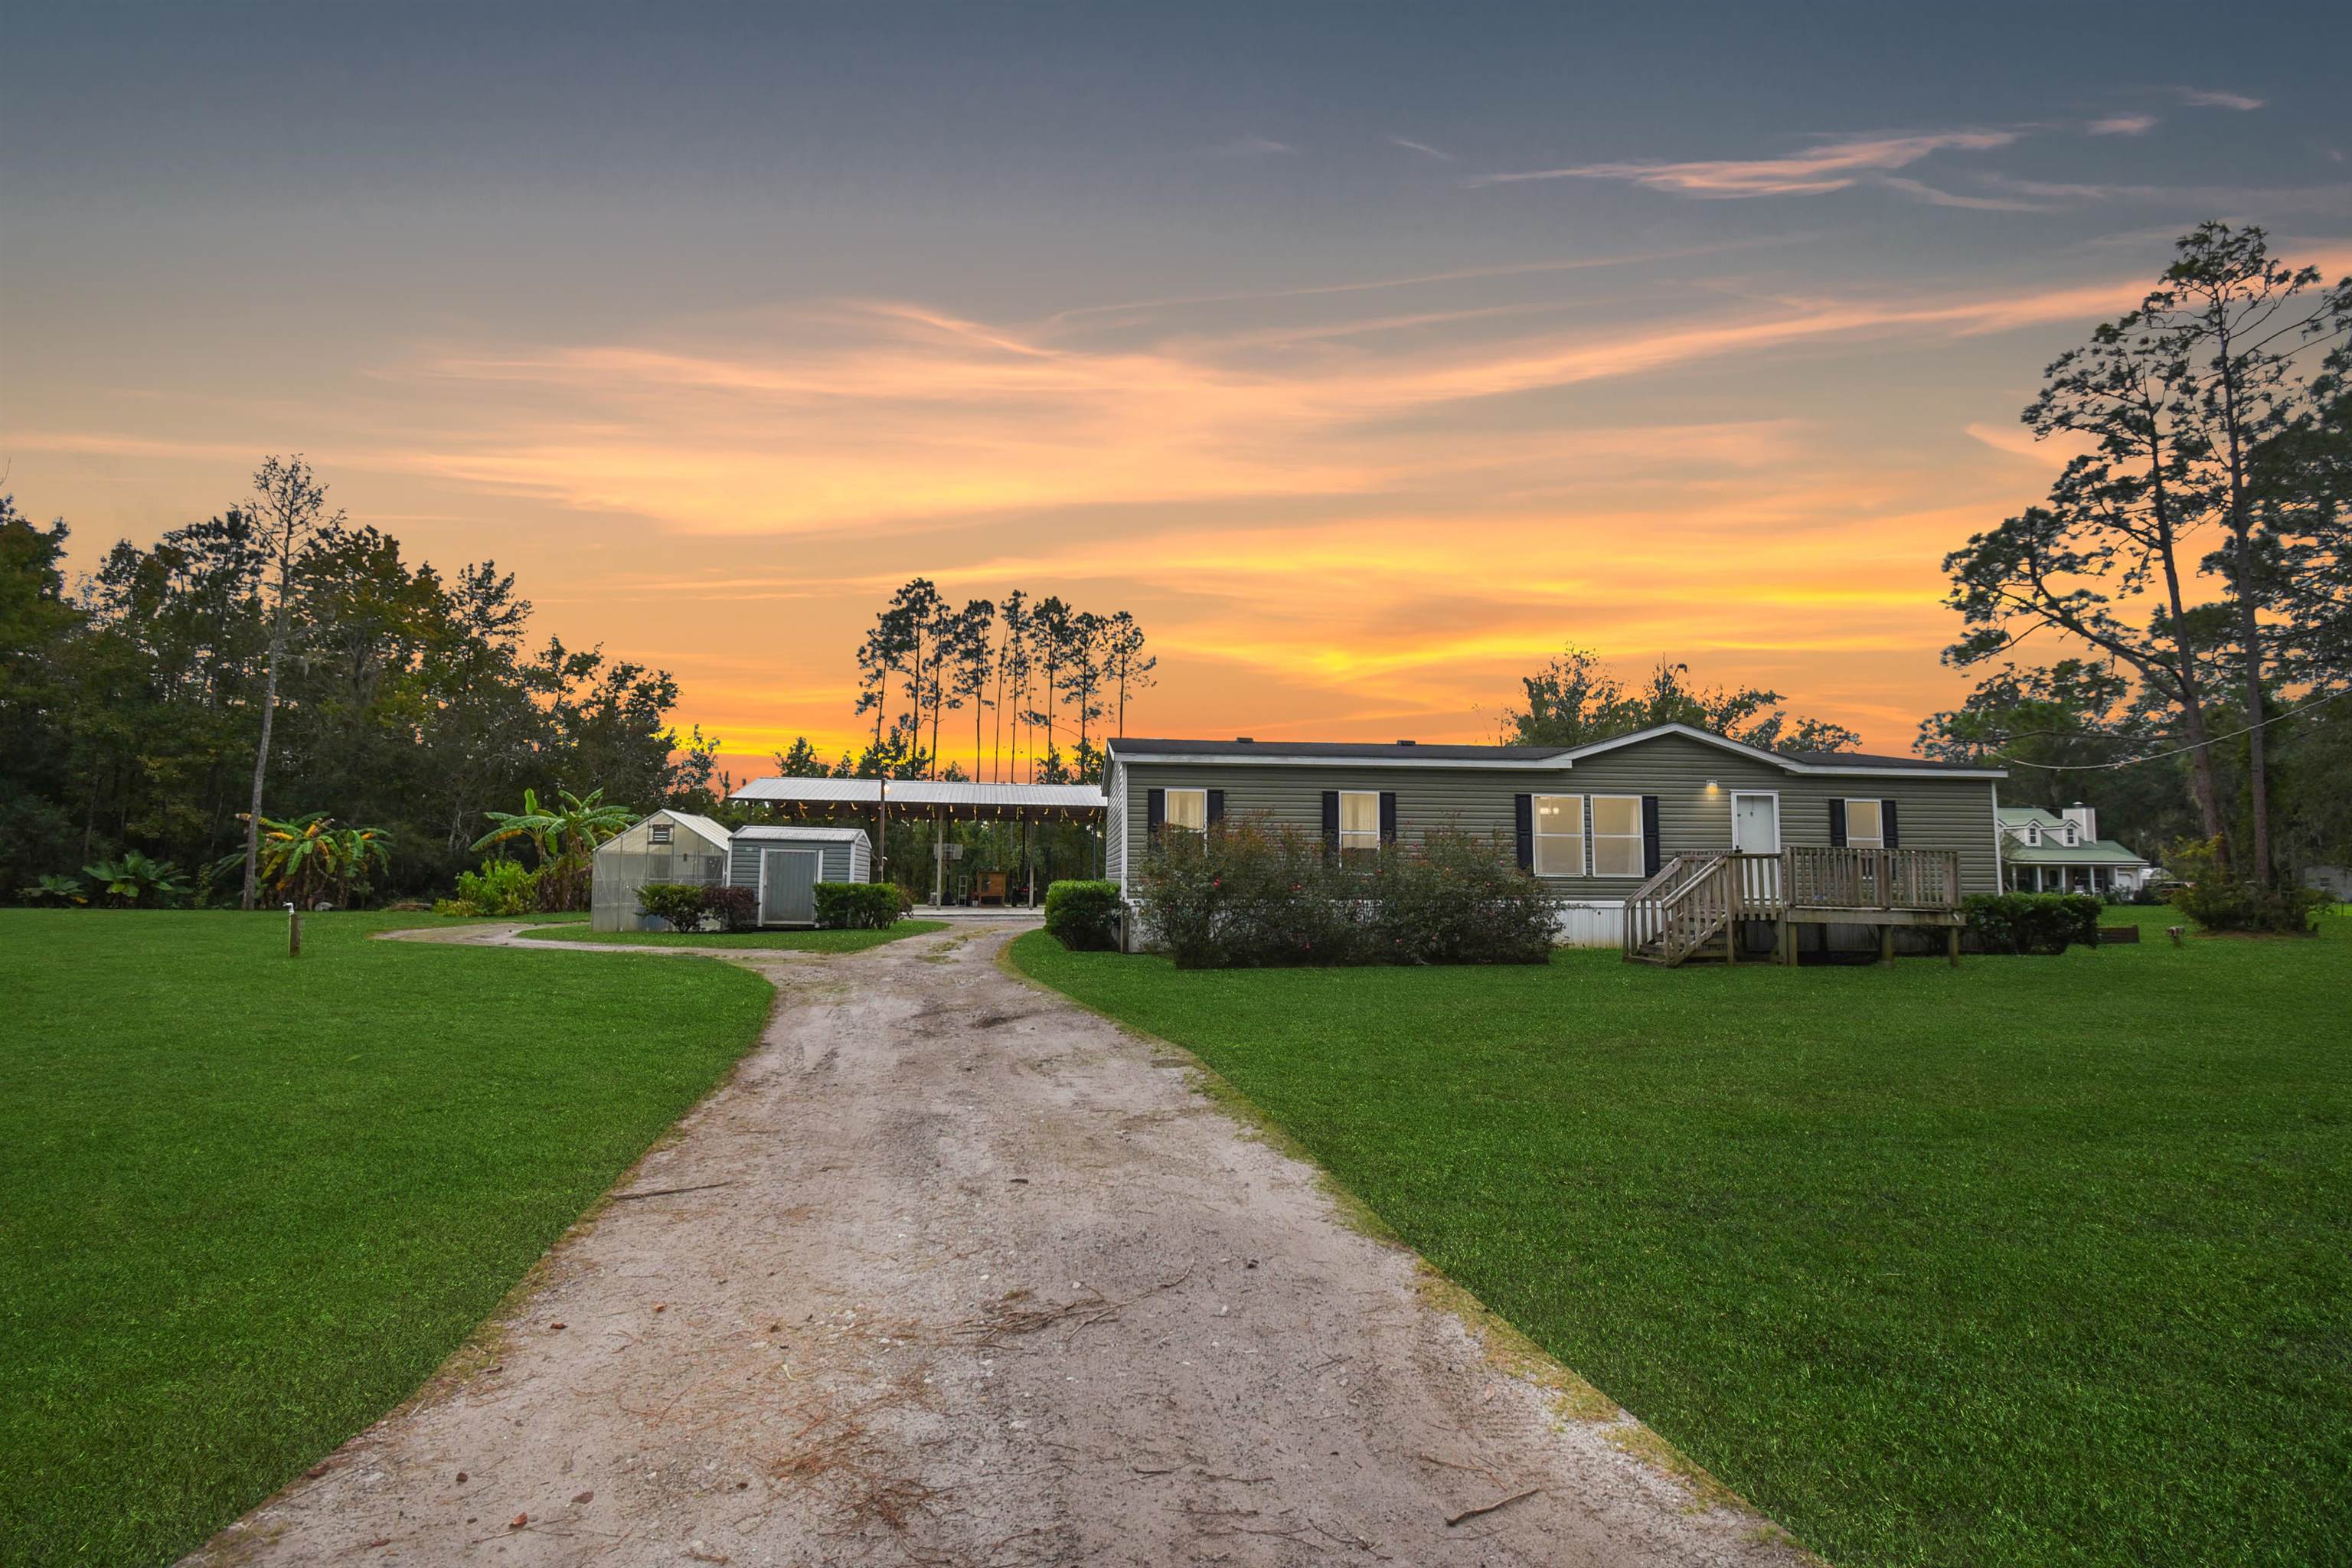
[1977,175,2352,217]
[2174,87,2265,111]
[1207,134,1295,158]
[1040,236,1805,326]
[389,266,2193,542]
[1877,175,2050,212]
[1468,129,2019,198]
[1387,135,1454,162]
[2088,113,2158,136]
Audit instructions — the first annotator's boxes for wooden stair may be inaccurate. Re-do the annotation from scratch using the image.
[1624,854,1740,967]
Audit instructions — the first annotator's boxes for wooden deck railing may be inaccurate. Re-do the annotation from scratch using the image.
[1624,847,1964,962]
[1782,847,1962,911]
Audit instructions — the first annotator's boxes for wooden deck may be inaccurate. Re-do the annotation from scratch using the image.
[1625,848,1965,968]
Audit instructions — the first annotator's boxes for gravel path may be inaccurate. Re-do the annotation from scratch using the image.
[191,923,1808,1567]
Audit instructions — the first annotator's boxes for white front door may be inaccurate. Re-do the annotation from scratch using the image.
[1732,792,1780,904]
[1732,792,1780,854]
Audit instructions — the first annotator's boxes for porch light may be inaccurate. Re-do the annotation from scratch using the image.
[1706,779,1720,792]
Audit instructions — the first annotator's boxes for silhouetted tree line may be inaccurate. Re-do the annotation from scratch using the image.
[770,580,1155,786]
[0,458,715,903]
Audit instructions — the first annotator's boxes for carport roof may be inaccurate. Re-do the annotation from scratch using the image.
[730,776,1104,819]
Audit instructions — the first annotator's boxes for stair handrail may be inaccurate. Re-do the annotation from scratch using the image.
[1623,853,1721,957]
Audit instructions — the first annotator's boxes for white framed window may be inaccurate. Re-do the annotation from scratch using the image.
[1338,789,1382,854]
[1533,794,1585,877]
[1592,795,1645,877]
[1844,799,1884,849]
[1162,788,1207,835]
[2021,824,2040,846]
[648,822,672,845]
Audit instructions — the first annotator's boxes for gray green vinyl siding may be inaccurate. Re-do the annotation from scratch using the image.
[1110,733,2001,899]
[727,836,864,890]
[1105,769,1126,887]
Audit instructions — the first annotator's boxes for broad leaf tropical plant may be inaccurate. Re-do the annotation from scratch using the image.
[20,873,87,907]
[471,787,631,911]
[82,852,190,908]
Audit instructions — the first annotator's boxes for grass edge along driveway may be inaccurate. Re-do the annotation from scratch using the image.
[531,918,948,951]
[0,910,775,1568]
[1009,906,2352,1568]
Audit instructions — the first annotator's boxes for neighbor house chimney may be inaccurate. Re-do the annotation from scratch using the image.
[2062,802,2097,841]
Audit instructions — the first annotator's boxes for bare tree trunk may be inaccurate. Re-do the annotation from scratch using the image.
[2216,345,2272,884]
[2147,449,2235,871]
[241,618,284,910]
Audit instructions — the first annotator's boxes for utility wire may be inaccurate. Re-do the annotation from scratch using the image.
[1988,688,2350,769]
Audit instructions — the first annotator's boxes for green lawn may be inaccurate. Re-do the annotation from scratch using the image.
[1011,906,2352,1568]
[0,910,775,1567]
[532,919,947,951]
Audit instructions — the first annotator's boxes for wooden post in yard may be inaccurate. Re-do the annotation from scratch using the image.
[286,902,302,958]
[1947,924,1961,968]
[1878,923,1895,966]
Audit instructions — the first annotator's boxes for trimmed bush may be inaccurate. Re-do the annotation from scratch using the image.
[703,884,757,932]
[815,881,903,929]
[635,881,710,929]
[1962,892,2102,955]
[1043,880,1122,952]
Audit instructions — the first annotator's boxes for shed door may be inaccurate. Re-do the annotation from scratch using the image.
[760,849,821,926]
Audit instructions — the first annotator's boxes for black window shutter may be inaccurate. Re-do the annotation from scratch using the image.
[1206,789,1225,826]
[1642,795,1662,877]
[1321,790,1341,857]
[1378,791,1398,845]
[1828,798,1847,848]
[1147,788,1165,847]
[1514,794,1534,871]
[1881,799,1900,848]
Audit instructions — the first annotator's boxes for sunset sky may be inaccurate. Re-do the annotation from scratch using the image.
[5,2,2347,773]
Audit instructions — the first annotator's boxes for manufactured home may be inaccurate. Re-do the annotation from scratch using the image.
[1103,725,2010,964]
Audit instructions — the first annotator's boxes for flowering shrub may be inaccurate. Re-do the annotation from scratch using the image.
[1367,830,1558,965]
[1135,818,1553,969]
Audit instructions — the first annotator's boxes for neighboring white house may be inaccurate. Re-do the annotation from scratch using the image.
[1998,803,2151,895]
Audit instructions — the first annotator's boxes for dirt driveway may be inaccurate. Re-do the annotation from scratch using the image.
[193,924,1805,1567]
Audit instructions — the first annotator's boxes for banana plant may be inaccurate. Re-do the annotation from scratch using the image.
[471,786,630,910]
[215,813,394,907]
